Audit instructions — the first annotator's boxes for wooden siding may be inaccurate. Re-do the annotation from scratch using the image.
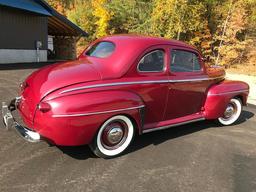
[0,6,47,50]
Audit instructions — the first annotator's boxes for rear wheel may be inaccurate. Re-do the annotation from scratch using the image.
[90,115,135,158]
[217,98,242,126]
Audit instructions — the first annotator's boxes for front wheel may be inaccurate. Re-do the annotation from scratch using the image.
[217,98,242,126]
[90,115,135,158]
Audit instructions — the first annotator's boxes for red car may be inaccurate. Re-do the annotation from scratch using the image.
[2,35,249,158]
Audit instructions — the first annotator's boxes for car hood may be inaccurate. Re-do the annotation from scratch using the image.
[25,59,102,101]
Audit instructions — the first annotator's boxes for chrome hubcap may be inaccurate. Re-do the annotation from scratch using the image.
[224,104,235,118]
[101,120,128,149]
[107,127,124,144]
[223,102,237,120]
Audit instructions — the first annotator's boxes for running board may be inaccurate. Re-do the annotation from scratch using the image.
[142,118,205,134]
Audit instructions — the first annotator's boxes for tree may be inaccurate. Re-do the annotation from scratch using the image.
[46,0,73,15]
[92,0,112,38]
[66,0,96,54]
[107,0,153,35]
[214,0,251,66]
[150,0,206,40]
[190,21,213,60]
[67,0,96,40]
[45,0,255,68]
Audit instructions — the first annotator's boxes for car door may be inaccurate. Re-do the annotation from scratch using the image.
[132,46,170,128]
[164,46,209,120]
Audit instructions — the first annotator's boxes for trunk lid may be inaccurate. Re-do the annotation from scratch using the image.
[18,60,102,128]
[25,59,102,101]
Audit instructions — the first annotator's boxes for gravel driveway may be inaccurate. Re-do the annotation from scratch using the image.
[0,64,256,192]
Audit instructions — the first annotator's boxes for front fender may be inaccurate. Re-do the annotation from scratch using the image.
[204,80,249,119]
[33,90,145,146]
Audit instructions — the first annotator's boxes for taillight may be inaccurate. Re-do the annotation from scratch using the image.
[38,102,51,113]
[20,81,28,92]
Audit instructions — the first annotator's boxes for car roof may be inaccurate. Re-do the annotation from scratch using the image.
[84,34,197,79]
[101,34,195,49]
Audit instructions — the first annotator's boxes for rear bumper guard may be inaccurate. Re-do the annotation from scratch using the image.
[2,98,40,143]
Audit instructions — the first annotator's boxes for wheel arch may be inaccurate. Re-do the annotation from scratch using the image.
[119,111,144,135]
[234,94,246,106]
[204,80,249,120]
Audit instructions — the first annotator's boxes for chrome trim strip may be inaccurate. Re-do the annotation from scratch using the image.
[52,105,145,118]
[142,118,205,134]
[208,89,249,96]
[168,76,223,83]
[60,80,169,94]
[60,76,224,94]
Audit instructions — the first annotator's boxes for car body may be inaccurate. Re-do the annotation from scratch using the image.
[2,35,250,158]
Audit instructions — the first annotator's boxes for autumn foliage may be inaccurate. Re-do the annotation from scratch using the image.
[46,0,256,69]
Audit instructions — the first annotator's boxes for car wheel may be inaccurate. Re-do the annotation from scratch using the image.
[90,115,135,158]
[217,98,242,126]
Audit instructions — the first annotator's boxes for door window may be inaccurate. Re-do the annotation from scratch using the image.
[138,50,164,72]
[170,50,201,72]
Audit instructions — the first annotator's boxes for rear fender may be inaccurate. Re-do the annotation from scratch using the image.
[204,80,249,119]
[34,90,145,146]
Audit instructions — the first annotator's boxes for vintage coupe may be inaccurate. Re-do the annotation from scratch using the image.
[2,35,249,158]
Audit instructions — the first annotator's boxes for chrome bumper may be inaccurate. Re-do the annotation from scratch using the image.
[2,98,40,143]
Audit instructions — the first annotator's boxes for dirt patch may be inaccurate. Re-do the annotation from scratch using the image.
[227,66,256,76]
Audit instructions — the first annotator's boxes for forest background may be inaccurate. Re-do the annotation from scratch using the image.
[47,0,256,75]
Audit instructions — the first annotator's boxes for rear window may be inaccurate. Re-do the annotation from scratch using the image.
[85,41,115,58]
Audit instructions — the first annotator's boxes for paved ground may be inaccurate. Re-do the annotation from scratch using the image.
[0,65,256,192]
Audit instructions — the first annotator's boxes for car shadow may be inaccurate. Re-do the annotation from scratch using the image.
[233,110,254,125]
[56,110,254,160]
[126,110,254,155]
[57,145,95,160]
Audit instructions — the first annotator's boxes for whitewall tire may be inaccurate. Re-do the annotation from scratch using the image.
[217,98,242,126]
[90,115,135,158]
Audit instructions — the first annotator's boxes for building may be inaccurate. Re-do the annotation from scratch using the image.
[0,0,88,64]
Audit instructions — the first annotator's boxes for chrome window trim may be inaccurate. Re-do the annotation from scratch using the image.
[60,76,225,94]
[208,89,249,96]
[137,49,165,73]
[52,105,145,118]
[142,117,205,134]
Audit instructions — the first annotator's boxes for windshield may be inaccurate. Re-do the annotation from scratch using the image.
[85,41,115,58]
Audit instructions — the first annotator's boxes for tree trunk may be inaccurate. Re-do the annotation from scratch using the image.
[215,0,234,65]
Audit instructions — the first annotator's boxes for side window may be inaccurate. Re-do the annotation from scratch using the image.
[170,50,201,72]
[138,50,164,72]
